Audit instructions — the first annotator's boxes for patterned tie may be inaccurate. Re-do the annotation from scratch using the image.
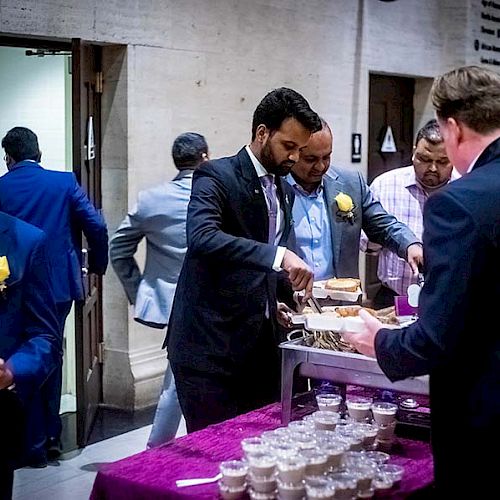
[261,174,278,244]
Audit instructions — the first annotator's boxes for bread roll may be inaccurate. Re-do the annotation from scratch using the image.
[324,278,361,292]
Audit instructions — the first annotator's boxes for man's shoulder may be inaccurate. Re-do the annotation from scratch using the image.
[0,211,45,246]
[372,165,414,185]
[325,166,361,183]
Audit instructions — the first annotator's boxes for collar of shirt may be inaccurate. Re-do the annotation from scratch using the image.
[245,145,273,180]
[285,173,324,197]
[467,151,482,174]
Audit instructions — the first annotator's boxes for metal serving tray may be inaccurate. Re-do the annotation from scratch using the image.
[279,337,429,425]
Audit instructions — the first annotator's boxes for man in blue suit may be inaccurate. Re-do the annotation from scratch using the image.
[343,66,500,497]
[0,127,108,463]
[0,211,59,498]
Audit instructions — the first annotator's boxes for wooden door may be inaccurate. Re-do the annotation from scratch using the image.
[72,39,103,446]
[365,74,414,301]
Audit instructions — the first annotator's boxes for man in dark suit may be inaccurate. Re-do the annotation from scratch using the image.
[166,88,321,432]
[343,65,500,497]
[0,212,59,499]
[0,127,108,463]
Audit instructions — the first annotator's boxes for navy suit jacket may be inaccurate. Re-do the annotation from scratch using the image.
[0,161,108,302]
[375,137,500,491]
[166,148,295,373]
[0,212,59,466]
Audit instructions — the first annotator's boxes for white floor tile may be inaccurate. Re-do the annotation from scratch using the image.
[13,417,187,500]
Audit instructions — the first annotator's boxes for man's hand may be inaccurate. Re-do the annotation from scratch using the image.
[282,249,313,301]
[407,243,424,276]
[276,302,295,329]
[0,358,14,390]
[341,309,382,358]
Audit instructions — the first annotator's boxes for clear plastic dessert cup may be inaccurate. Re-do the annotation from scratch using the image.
[301,449,329,477]
[276,455,307,483]
[219,459,248,487]
[346,396,373,422]
[316,393,343,413]
[312,410,339,431]
[218,479,247,500]
[277,478,306,500]
[304,476,336,499]
[247,451,277,478]
[248,471,277,493]
[241,436,267,456]
[371,402,398,426]
[378,463,404,483]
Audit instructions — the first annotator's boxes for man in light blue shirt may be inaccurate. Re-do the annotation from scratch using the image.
[286,119,423,295]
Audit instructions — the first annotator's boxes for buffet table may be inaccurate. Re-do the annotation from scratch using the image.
[90,403,434,499]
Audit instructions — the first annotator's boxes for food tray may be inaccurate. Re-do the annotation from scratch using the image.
[303,313,365,333]
[279,337,429,424]
[311,280,362,301]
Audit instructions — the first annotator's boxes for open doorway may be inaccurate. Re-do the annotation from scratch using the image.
[0,37,105,451]
[0,44,78,431]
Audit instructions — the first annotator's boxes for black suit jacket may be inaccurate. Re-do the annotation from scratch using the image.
[375,137,500,494]
[165,148,295,374]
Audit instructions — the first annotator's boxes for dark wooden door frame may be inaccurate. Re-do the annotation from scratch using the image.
[72,39,104,446]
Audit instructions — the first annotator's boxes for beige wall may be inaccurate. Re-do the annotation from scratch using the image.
[0,0,485,409]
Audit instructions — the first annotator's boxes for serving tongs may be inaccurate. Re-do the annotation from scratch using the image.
[307,296,324,314]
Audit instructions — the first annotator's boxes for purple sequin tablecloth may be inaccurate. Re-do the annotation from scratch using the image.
[90,403,433,499]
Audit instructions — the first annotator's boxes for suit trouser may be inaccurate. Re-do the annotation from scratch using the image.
[172,320,281,433]
[0,468,13,500]
[147,363,182,448]
[41,300,73,444]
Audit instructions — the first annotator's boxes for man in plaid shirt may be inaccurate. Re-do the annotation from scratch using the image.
[361,119,457,308]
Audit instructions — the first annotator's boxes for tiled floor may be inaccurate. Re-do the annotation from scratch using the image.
[13,418,187,500]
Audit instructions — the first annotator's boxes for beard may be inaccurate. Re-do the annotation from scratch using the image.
[260,141,295,176]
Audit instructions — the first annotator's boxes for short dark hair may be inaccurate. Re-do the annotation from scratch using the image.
[415,119,443,146]
[431,65,500,134]
[251,87,321,140]
[1,127,40,163]
[171,132,208,170]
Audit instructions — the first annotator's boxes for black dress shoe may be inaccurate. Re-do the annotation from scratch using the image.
[46,438,62,459]
[25,452,48,469]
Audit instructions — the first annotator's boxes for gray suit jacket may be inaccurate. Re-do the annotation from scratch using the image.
[110,170,193,328]
[321,167,419,278]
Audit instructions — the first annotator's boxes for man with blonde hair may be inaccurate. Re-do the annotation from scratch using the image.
[343,66,500,496]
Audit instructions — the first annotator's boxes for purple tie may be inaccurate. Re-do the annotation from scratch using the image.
[261,174,277,244]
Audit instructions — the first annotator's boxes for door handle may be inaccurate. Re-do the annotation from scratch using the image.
[82,248,89,276]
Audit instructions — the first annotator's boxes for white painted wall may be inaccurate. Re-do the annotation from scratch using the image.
[0,47,70,175]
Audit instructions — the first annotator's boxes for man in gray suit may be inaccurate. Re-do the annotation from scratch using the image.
[109,132,209,447]
[283,119,422,307]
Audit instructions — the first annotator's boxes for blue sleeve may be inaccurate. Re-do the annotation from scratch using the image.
[70,174,109,275]
[8,233,60,396]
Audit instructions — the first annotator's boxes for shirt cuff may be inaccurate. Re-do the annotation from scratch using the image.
[272,246,286,272]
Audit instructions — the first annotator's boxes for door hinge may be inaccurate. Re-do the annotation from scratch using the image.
[95,71,103,94]
[97,341,105,363]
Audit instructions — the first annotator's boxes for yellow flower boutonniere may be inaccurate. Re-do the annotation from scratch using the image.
[0,256,10,297]
[334,192,356,224]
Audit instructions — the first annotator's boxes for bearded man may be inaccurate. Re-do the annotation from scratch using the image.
[165,88,321,432]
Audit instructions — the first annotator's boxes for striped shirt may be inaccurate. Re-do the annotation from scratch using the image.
[362,166,427,296]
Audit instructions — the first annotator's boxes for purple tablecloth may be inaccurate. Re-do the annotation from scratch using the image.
[90,403,433,499]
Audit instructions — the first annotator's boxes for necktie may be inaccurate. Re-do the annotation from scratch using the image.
[261,174,278,244]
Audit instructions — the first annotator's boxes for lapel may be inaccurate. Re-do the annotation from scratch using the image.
[276,177,293,244]
[323,170,344,271]
[237,148,269,243]
[0,216,15,287]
